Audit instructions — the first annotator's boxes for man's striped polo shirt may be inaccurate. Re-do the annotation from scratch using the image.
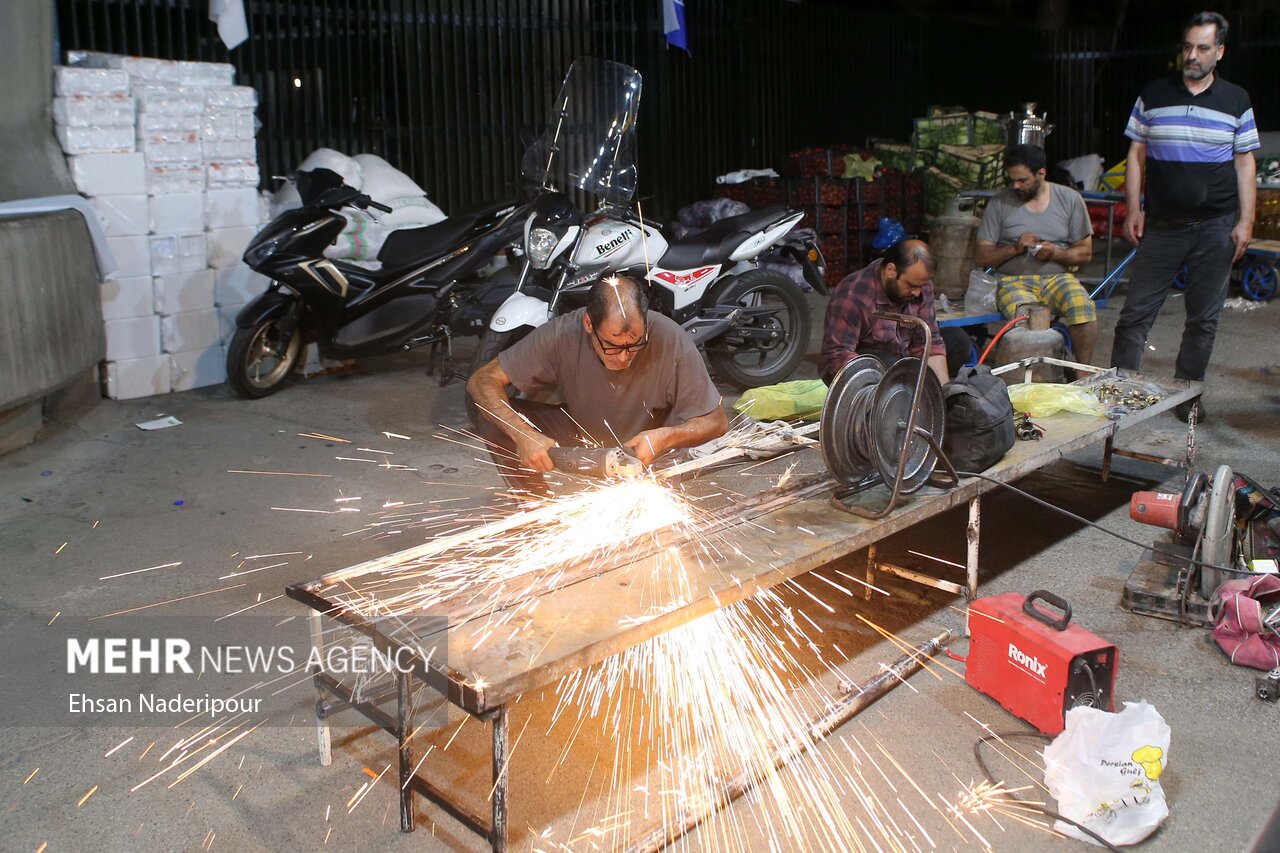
[1125,73,1259,221]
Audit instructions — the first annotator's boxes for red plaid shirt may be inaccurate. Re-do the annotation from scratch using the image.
[819,259,946,384]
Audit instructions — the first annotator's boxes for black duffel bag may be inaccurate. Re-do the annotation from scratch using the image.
[942,364,1015,473]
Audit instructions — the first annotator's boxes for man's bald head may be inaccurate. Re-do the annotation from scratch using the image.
[586,275,650,333]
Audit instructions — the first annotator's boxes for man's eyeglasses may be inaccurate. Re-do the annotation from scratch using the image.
[593,326,649,355]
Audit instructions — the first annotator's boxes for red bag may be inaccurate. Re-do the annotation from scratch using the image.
[1209,574,1280,670]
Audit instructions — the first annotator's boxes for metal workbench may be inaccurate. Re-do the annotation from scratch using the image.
[285,363,1201,851]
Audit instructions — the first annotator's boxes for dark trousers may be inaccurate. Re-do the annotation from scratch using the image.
[1110,212,1236,381]
[472,399,588,493]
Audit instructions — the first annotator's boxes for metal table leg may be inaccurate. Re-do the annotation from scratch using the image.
[864,544,876,602]
[966,495,981,637]
[308,610,332,767]
[398,670,415,832]
[490,705,509,852]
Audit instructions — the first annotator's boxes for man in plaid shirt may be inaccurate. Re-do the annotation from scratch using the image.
[820,239,952,386]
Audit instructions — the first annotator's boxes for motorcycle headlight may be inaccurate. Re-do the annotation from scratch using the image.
[526,227,560,270]
[244,236,282,267]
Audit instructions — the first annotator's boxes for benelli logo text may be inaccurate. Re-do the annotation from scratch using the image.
[1008,643,1048,678]
[66,638,420,675]
[596,231,633,256]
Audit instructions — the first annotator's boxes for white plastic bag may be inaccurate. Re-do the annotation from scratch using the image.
[1043,701,1171,846]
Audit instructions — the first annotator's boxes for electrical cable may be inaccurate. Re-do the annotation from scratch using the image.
[973,732,1123,852]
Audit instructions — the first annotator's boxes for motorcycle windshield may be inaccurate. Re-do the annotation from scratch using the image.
[521,57,642,209]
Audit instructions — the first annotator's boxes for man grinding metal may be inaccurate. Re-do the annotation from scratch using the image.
[467,275,728,495]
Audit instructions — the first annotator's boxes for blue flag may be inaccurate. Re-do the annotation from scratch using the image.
[663,0,689,53]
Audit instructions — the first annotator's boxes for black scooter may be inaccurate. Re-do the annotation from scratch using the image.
[227,168,527,398]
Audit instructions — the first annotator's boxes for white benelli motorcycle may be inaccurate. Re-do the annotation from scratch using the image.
[473,57,826,391]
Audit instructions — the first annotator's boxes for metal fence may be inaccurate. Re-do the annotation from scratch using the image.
[55,1,1276,219]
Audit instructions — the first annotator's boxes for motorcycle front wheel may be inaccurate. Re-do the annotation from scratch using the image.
[226,316,303,399]
[705,269,811,389]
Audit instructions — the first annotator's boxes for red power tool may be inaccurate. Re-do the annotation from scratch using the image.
[966,590,1118,735]
[1129,465,1236,598]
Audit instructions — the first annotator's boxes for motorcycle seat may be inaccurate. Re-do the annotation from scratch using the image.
[376,199,517,268]
[658,205,792,270]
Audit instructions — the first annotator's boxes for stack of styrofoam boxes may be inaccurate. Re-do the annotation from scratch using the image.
[55,64,168,400]
[125,59,221,393]
[201,80,269,374]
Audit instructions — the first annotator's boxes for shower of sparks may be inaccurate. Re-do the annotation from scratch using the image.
[77,785,99,807]
[100,561,183,581]
[226,469,334,478]
[55,542,68,555]
[104,736,135,758]
[383,432,412,440]
[47,611,60,626]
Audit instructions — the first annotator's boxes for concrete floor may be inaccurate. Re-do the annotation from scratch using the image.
[1,257,1278,852]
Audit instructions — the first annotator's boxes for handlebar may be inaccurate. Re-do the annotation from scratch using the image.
[358,196,394,214]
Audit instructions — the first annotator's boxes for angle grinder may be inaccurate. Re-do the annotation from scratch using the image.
[548,446,645,480]
[1130,464,1236,597]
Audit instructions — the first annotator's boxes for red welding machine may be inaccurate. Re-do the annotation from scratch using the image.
[966,590,1118,735]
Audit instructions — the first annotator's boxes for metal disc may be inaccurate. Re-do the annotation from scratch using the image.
[820,356,884,485]
[1198,464,1235,598]
[869,358,945,494]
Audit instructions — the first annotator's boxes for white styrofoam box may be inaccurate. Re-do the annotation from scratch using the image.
[68,153,146,196]
[120,57,182,86]
[149,233,206,277]
[91,195,148,237]
[217,302,248,344]
[100,275,153,321]
[149,192,205,233]
[142,144,204,166]
[137,113,199,135]
[53,66,128,96]
[203,86,257,109]
[161,308,220,353]
[63,50,121,69]
[154,269,215,315]
[206,226,257,268]
[201,108,256,141]
[202,139,256,161]
[134,86,205,116]
[52,93,134,127]
[205,188,261,229]
[104,315,162,361]
[214,266,268,306]
[105,235,151,278]
[169,346,226,392]
[103,354,171,400]
[206,159,260,190]
[178,61,235,88]
[56,125,135,155]
[147,163,206,195]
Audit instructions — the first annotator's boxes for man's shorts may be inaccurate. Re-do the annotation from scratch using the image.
[996,273,1096,326]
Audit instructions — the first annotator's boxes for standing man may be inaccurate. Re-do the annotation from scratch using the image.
[820,239,962,386]
[467,275,727,494]
[1111,11,1259,421]
[974,144,1098,364]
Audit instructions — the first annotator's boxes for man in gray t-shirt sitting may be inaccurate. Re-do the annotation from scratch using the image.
[467,275,728,495]
[974,144,1098,364]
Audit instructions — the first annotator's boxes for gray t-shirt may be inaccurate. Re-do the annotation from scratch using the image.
[977,184,1093,276]
[499,308,722,446]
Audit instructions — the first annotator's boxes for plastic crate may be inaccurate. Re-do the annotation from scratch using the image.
[739,177,786,207]
[790,177,849,206]
[934,143,1006,189]
[914,112,971,148]
[782,145,850,179]
[971,111,1006,146]
[800,205,847,235]
[923,166,967,218]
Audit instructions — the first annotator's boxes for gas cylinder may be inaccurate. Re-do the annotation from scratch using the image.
[930,197,980,300]
[993,304,1064,383]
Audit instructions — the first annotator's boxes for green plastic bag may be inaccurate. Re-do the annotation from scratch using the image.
[732,380,828,422]
[1007,383,1105,418]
